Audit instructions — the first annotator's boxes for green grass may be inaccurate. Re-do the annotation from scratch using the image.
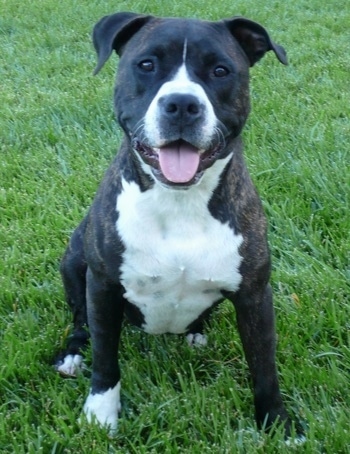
[1,0,349,452]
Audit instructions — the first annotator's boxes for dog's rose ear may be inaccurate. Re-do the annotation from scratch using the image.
[92,12,152,75]
[224,17,288,66]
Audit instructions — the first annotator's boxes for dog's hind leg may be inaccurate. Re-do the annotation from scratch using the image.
[55,219,89,377]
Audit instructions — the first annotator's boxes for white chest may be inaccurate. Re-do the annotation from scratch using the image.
[116,160,243,334]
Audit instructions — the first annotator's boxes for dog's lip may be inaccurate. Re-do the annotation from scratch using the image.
[132,139,222,186]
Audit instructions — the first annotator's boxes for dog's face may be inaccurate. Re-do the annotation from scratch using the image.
[93,15,287,187]
[116,20,250,187]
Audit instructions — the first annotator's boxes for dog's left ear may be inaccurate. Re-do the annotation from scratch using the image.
[92,12,153,75]
[224,17,288,66]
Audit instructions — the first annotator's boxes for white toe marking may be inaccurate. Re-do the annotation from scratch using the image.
[186,333,208,347]
[56,354,83,377]
[285,434,307,446]
[83,381,121,433]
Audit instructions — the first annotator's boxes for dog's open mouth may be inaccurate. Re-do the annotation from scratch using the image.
[158,141,199,183]
[133,139,222,186]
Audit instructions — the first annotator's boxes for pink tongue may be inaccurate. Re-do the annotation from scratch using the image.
[158,142,200,183]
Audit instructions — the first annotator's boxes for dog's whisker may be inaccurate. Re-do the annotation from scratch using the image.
[131,120,146,142]
[214,127,226,149]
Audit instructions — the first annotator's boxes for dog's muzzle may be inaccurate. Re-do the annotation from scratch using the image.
[132,90,225,187]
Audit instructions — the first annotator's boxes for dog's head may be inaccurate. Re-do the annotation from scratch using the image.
[93,13,287,188]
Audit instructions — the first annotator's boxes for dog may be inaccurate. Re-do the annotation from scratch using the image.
[56,11,297,437]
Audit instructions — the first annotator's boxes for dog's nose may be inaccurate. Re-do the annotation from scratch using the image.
[159,94,203,124]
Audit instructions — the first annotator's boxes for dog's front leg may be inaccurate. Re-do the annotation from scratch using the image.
[232,284,291,435]
[82,267,125,433]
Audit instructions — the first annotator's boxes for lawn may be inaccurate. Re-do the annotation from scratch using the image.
[0,0,349,452]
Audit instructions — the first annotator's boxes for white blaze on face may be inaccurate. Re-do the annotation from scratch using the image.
[142,59,218,184]
[182,38,188,63]
[143,39,218,150]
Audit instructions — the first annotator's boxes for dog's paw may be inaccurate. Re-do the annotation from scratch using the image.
[82,381,121,434]
[55,354,83,377]
[285,434,307,447]
[186,332,208,347]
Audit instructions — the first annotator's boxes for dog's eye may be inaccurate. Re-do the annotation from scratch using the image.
[139,60,154,72]
[213,66,229,77]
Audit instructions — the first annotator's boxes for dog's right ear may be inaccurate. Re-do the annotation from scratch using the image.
[93,12,153,75]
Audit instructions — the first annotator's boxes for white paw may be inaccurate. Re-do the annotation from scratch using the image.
[82,381,121,433]
[56,354,83,377]
[186,333,208,347]
[285,434,307,446]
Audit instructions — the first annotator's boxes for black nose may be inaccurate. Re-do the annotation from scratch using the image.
[159,94,203,124]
